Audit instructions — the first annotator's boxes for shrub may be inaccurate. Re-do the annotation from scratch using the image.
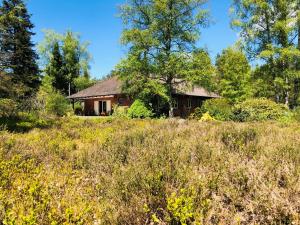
[0,98,17,118]
[45,91,72,117]
[293,107,300,122]
[194,98,233,121]
[74,103,84,116]
[199,112,216,122]
[233,98,288,122]
[127,100,153,119]
[112,105,129,118]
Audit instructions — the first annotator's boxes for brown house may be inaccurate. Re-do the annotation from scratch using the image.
[68,76,219,118]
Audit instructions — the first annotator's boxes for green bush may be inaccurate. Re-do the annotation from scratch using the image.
[74,103,84,116]
[191,98,233,121]
[233,98,288,122]
[293,107,300,122]
[46,91,72,117]
[0,98,17,118]
[112,105,129,118]
[127,100,153,119]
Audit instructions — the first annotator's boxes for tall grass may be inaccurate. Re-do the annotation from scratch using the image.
[0,118,300,224]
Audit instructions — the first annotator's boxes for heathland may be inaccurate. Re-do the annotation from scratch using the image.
[1,118,300,224]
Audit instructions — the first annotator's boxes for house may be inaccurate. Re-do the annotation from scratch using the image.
[67,76,219,118]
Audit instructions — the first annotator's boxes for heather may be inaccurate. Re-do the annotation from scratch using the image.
[1,118,300,224]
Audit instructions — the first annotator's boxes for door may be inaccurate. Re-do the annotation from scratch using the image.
[98,101,108,115]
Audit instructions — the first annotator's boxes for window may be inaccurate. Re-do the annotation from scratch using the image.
[187,98,192,109]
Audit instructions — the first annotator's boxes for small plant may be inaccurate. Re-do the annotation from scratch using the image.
[199,112,216,122]
[127,99,153,119]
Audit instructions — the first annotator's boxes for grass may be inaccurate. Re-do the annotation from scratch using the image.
[0,117,300,224]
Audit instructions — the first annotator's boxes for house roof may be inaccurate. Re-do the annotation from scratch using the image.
[68,76,219,99]
[68,76,122,99]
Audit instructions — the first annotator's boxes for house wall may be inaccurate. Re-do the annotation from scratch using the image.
[82,94,211,118]
[83,94,132,116]
[173,95,209,118]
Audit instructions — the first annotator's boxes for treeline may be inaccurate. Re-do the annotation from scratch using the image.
[0,0,300,123]
[0,0,95,124]
[117,0,300,116]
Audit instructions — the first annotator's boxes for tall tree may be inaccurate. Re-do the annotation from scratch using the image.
[38,30,92,96]
[118,0,211,117]
[215,47,252,103]
[45,41,69,95]
[0,0,40,94]
[231,0,300,107]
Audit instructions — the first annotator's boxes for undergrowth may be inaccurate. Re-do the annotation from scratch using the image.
[0,118,299,224]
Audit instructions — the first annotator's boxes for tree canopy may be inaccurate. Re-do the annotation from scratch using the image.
[118,0,212,116]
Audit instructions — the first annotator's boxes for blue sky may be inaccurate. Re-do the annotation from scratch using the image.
[27,0,237,79]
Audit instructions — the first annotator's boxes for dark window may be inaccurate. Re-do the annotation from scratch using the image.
[187,98,192,109]
[118,97,126,105]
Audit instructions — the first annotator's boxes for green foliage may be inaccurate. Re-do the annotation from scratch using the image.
[199,112,216,122]
[118,0,212,116]
[127,100,153,119]
[0,0,40,93]
[74,76,96,92]
[112,105,129,119]
[215,47,252,102]
[1,119,299,224]
[233,98,289,122]
[37,75,72,117]
[38,30,93,95]
[231,0,300,106]
[0,98,17,118]
[200,98,233,121]
[167,189,196,225]
[45,92,72,117]
[292,107,300,122]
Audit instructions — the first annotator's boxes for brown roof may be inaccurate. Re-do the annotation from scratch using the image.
[68,76,219,99]
[68,76,122,99]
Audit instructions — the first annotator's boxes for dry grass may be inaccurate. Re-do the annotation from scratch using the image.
[0,117,300,224]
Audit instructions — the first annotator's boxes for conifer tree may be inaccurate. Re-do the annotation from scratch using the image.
[46,41,69,95]
[0,0,40,94]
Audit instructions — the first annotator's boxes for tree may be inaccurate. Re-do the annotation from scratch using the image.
[62,31,80,96]
[231,0,300,107]
[118,0,211,117]
[45,41,69,94]
[215,47,252,103]
[38,30,93,96]
[0,0,40,93]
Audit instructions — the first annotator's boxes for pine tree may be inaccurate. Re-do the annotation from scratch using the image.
[46,41,68,95]
[0,0,40,94]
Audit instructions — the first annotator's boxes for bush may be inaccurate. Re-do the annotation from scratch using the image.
[112,105,129,118]
[45,91,72,117]
[199,112,216,122]
[233,98,288,122]
[293,107,300,122]
[127,100,153,119]
[191,98,233,121]
[0,98,17,118]
[74,103,84,116]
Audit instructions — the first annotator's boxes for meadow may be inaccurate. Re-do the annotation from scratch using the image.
[0,117,300,224]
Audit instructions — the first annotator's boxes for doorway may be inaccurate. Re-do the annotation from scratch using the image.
[99,101,107,115]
